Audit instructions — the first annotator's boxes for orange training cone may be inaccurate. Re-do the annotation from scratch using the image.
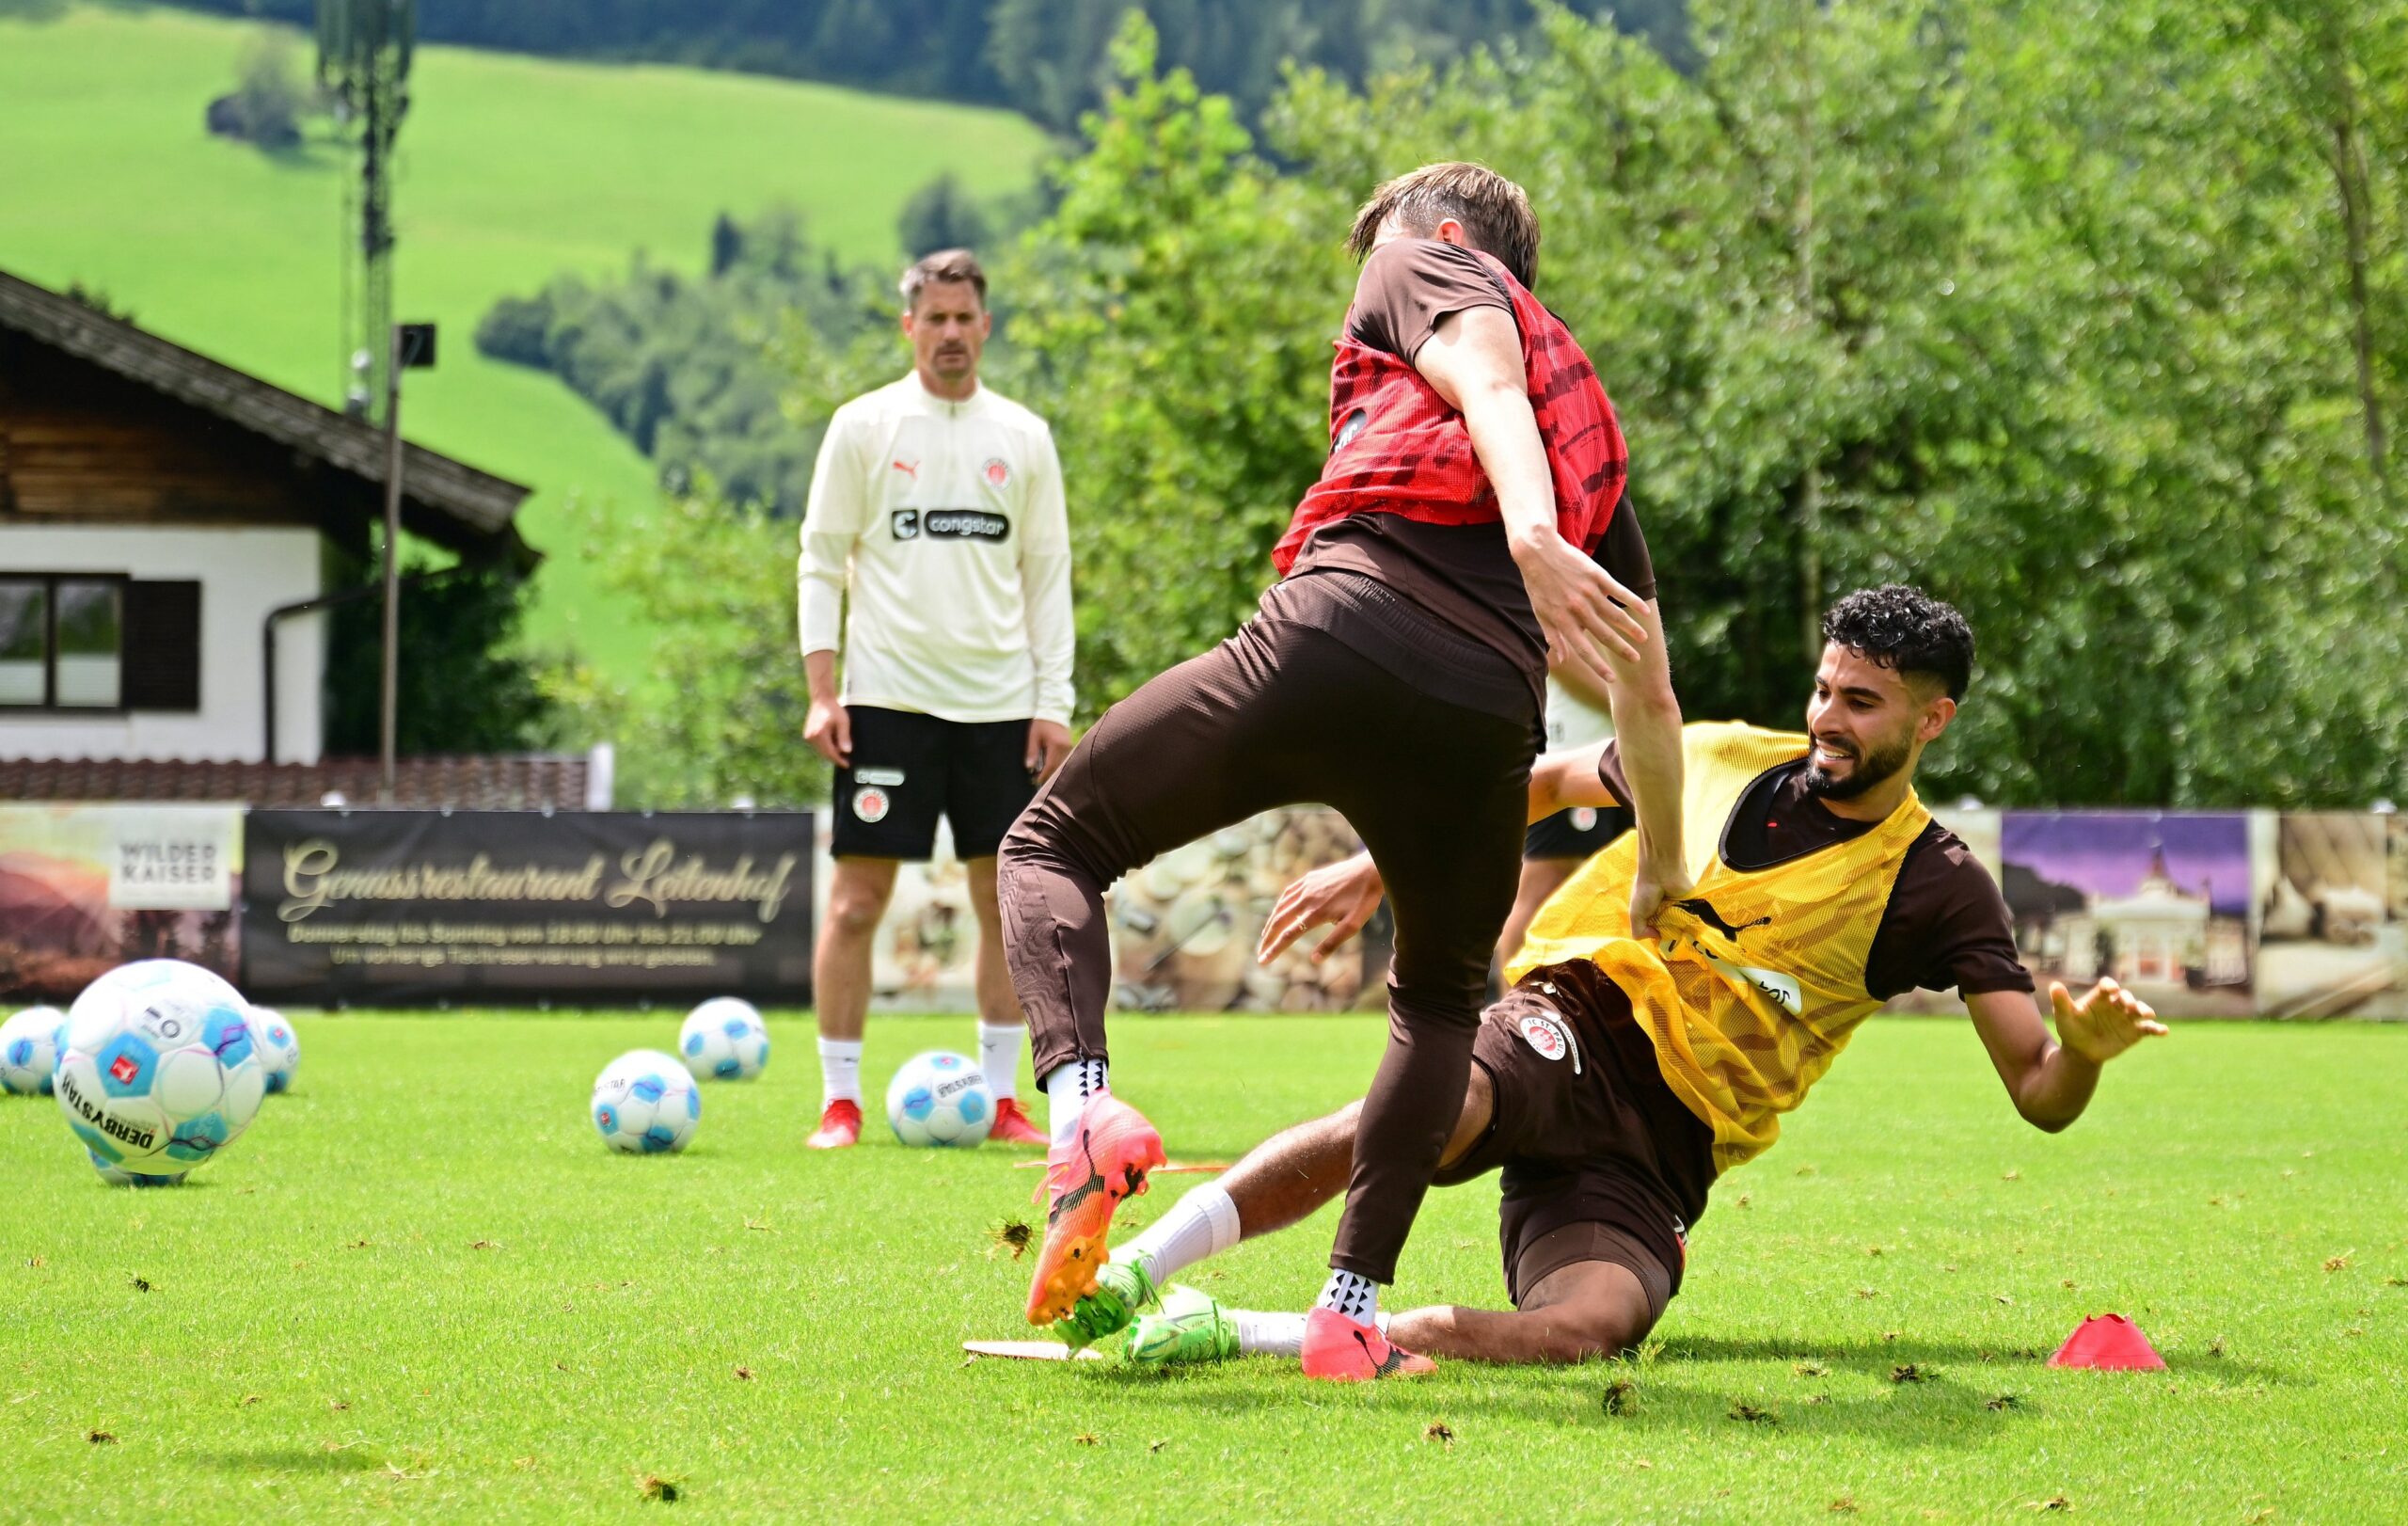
[2048,1313,2167,1371]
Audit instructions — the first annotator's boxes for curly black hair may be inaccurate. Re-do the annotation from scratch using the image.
[1820,585,1974,700]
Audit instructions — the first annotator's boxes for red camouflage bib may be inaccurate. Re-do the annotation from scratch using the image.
[1273,248,1627,574]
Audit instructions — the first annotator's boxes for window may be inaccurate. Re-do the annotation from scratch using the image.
[0,574,179,713]
[0,581,42,705]
[54,580,123,707]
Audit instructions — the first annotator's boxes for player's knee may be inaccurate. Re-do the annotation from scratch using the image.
[1554,1300,1649,1362]
[825,887,890,939]
[997,803,1101,887]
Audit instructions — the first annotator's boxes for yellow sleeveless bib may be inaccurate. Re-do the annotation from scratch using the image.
[1508,723,1931,1175]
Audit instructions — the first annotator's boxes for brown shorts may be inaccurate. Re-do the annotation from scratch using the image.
[1432,962,1715,1324]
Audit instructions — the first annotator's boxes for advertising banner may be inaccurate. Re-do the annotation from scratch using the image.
[2258,811,2407,1019]
[241,811,814,1005]
[1999,810,2258,1017]
[0,803,244,1001]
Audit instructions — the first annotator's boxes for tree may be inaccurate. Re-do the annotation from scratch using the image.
[896,171,993,258]
[996,1,2408,806]
[559,1,2406,810]
[584,488,827,807]
[990,14,1350,703]
[474,208,888,516]
[323,561,556,755]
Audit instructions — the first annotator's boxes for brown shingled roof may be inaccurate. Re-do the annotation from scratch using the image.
[0,266,535,565]
[0,755,592,810]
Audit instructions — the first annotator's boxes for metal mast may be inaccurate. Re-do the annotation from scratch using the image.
[318,0,416,421]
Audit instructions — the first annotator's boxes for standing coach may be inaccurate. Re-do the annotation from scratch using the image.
[797,248,1073,1151]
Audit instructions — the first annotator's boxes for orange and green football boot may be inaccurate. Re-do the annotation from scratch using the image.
[1023,1092,1165,1325]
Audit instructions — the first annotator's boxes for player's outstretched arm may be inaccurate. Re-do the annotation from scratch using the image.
[1417,306,1687,928]
[1528,740,1615,819]
[1966,978,2168,1133]
[1601,597,1687,935]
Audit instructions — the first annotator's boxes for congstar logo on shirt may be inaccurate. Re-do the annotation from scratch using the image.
[921,510,1010,542]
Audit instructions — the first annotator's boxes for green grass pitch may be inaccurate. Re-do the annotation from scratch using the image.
[3,1013,2402,1520]
[0,3,1051,687]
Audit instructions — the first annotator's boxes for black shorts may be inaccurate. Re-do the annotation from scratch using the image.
[831,707,1037,861]
[1523,803,1632,862]
[1432,962,1714,1326]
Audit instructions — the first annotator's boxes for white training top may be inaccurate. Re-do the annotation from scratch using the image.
[1543,671,1616,753]
[798,374,1074,725]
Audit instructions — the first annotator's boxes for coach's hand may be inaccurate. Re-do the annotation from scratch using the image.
[1026,719,1073,783]
[2052,978,2168,1065]
[1512,531,1648,690]
[1259,851,1386,964]
[803,697,852,768]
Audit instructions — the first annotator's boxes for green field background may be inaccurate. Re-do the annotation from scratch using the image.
[2,1013,2402,1521]
[0,3,1050,683]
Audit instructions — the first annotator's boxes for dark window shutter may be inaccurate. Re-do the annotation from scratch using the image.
[121,580,200,711]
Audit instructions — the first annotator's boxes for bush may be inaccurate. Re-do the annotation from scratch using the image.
[323,560,556,756]
[207,27,311,150]
[474,294,557,369]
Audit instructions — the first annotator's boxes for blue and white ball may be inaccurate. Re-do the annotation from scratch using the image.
[87,1147,186,1188]
[591,1049,701,1154]
[249,1007,300,1094]
[54,961,265,1178]
[884,1050,994,1148]
[1,1006,67,1095]
[678,996,769,1081]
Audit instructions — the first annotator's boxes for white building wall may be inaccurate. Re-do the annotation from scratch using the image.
[0,524,323,764]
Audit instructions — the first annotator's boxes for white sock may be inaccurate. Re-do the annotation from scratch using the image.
[1042,1057,1108,1148]
[976,1022,1024,1102]
[1114,1183,1240,1286]
[1316,1267,1381,1322]
[1231,1306,1388,1357]
[1231,1309,1307,1357]
[817,1038,863,1107]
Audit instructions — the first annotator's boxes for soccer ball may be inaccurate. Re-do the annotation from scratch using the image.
[591,1049,700,1154]
[679,996,769,1081]
[249,1007,300,1094]
[54,960,265,1178]
[87,1147,186,1188]
[885,1050,994,1148]
[1,1006,66,1095]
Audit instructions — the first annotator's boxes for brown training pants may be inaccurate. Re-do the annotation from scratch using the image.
[997,586,1534,1284]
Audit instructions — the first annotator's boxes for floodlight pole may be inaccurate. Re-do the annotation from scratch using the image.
[378,321,404,803]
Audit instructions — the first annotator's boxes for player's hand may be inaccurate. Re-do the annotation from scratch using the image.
[1258,852,1385,965]
[1511,531,1648,690]
[1629,856,1693,939]
[2051,978,2168,1065]
[1026,719,1073,783]
[803,697,851,768]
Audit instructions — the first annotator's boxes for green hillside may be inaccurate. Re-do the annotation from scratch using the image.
[0,4,1051,689]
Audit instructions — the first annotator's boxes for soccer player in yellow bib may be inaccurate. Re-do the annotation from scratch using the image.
[1046,585,2166,1372]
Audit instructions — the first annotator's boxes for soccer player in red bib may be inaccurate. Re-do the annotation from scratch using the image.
[999,163,1690,1378]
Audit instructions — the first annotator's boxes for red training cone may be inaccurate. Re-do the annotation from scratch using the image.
[2048,1313,2167,1371]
